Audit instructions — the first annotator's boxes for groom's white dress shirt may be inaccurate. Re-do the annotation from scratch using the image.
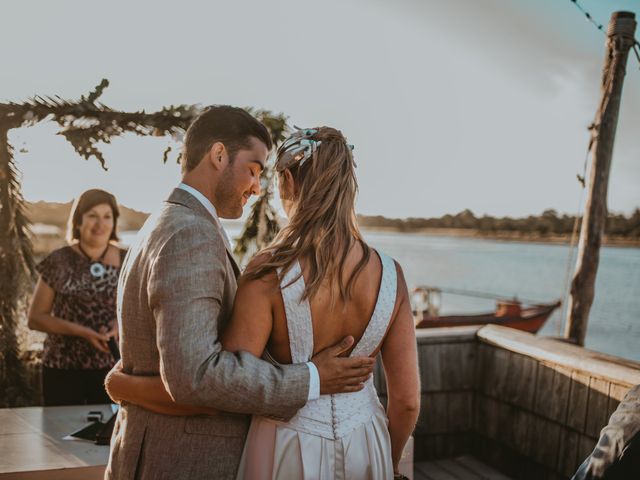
[177,183,320,401]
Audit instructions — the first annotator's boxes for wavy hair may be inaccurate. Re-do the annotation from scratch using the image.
[244,127,370,303]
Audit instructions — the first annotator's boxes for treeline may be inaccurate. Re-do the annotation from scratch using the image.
[357,209,640,238]
[26,201,149,231]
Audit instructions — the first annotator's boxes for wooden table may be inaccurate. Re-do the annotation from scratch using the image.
[0,404,113,480]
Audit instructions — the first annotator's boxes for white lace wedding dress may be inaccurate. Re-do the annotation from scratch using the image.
[236,251,397,480]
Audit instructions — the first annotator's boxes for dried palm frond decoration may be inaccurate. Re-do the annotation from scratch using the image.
[0,80,287,406]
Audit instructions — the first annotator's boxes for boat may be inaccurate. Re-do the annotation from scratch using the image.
[411,286,561,333]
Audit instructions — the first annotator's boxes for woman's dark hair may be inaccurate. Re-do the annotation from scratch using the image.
[181,105,273,173]
[67,189,120,242]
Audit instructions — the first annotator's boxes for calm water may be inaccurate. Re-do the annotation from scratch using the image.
[121,229,640,362]
[362,231,640,362]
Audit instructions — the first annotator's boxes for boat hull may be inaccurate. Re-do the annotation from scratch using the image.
[415,302,561,333]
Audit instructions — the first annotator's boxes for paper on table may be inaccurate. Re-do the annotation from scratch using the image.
[63,421,104,442]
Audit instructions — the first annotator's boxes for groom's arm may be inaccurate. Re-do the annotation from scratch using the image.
[149,221,308,419]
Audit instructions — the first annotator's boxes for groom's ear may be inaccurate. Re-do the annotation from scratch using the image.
[209,142,228,171]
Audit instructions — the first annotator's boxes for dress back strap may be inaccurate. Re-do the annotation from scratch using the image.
[350,251,398,358]
[278,262,314,363]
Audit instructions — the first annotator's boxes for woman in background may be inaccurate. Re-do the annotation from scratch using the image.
[28,188,126,405]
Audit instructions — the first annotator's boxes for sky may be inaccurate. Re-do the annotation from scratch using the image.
[2,0,639,219]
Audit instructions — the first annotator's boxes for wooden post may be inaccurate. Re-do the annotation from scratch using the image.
[565,12,637,346]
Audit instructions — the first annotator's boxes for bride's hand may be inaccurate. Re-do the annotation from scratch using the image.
[104,361,219,416]
[311,336,376,395]
[104,360,125,403]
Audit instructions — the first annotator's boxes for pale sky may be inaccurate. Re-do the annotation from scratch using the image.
[2,0,639,218]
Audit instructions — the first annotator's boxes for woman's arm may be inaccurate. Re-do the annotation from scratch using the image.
[220,258,275,356]
[381,264,421,474]
[28,277,111,353]
[104,363,218,416]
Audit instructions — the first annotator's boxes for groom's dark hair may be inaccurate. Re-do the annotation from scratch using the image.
[181,105,273,173]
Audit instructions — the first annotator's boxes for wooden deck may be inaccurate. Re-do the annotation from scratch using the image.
[415,456,512,480]
[379,325,640,479]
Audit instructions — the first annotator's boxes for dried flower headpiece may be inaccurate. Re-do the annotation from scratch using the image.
[275,127,354,173]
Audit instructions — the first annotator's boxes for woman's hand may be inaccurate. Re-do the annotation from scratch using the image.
[104,322,119,342]
[81,326,111,353]
[29,277,113,356]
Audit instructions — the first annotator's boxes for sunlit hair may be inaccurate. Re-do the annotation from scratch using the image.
[66,189,120,243]
[245,127,370,302]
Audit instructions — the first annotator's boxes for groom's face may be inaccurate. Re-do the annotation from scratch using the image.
[214,136,268,219]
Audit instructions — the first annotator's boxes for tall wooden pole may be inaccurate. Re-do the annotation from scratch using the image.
[565,11,637,346]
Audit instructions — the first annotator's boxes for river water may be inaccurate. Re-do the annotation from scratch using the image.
[120,229,640,362]
[363,230,640,362]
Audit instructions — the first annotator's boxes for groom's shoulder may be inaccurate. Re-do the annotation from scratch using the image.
[158,201,207,227]
[147,203,221,247]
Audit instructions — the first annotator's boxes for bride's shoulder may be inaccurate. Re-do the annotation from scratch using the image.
[238,251,279,290]
[244,251,273,272]
[373,250,407,298]
[371,249,402,275]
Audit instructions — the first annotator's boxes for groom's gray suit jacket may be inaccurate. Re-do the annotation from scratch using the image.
[105,188,309,480]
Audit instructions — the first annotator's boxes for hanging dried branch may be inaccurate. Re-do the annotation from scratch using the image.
[0,80,200,169]
[0,131,35,406]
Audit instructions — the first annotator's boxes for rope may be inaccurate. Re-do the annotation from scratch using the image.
[570,0,605,34]
[633,42,640,64]
[558,181,586,335]
[414,286,552,306]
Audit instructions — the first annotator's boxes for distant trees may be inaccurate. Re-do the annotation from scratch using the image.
[357,209,640,238]
[606,209,640,237]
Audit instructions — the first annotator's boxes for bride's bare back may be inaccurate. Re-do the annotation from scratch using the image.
[267,242,399,363]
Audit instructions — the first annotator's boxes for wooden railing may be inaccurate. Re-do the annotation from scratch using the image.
[374,325,640,480]
[19,323,640,478]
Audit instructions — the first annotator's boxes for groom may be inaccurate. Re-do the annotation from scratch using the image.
[105,106,375,479]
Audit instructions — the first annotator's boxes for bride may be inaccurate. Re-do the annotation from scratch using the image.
[106,127,420,479]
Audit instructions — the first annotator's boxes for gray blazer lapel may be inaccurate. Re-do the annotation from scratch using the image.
[165,188,241,278]
[226,250,241,278]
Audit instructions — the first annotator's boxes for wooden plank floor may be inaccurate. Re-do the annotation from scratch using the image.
[414,456,513,480]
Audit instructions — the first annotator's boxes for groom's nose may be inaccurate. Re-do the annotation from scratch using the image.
[251,176,261,196]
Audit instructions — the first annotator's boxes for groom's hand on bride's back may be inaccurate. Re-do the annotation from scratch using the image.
[312,336,376,395]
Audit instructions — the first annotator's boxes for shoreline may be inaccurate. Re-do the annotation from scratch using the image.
[31,225,640,255]
[360,226,640,248]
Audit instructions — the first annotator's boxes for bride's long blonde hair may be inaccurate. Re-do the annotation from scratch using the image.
[244,126,370,302]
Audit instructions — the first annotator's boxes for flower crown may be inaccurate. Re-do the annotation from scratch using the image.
[275,127,354,173]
